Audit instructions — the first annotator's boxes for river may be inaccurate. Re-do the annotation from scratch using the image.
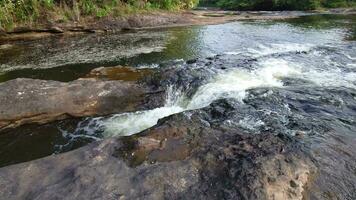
[0,13,356,198]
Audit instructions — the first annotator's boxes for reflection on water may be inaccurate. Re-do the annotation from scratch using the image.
[0,118,84,167]
[0,28,203,82]
[1,14,355,82]
[281,14,356,41]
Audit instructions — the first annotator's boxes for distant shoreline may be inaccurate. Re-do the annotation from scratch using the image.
[1,8,355,41]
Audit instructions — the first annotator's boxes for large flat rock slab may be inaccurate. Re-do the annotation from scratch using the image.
[0,78,154,130]
[0,99,314,200]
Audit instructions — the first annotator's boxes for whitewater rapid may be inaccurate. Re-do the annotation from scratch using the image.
[97,42,354,137]
[61,45,290,138]
[59,30,355,141]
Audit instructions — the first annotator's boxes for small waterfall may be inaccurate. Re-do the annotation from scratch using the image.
[100,57,301,137]
[64,42,356,139]
[101,85,186,137]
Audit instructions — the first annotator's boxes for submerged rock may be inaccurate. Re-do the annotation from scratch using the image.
[86,66,153,81]
[0,78,162,130]
[0,99,314,200]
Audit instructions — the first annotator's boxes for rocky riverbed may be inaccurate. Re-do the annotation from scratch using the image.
[0,13,356,200]
[0,98,314,200]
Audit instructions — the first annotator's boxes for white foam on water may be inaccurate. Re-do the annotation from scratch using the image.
[222,42,314,60]
[100,85,186,137]
[102,106,184,137]
[224,51,242,55]
[301,68,356,89]
[345,54,356,60]
[136,63,160,69]
[70,43,354,138]
[100,58,300,137]
[187,58,301,109]
[238,116,265,131]
[246,43,313,57]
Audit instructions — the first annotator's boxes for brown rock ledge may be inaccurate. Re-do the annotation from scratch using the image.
[0,78,161,130]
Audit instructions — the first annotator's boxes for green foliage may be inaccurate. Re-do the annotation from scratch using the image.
[43,0,55,8]
[208,0,356,10]
[80,0,97,15]
[322,0,351,7]
[0,0,199,30]
[142,0,198,10]
[96,6,111,17]
[0,0,48,29]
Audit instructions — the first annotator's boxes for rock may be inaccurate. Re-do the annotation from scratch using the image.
[86,66,153,81]
[186,58,198,64]
[0,32,53,42]
[0,44,13,50]
[10,26,34,33]
[0,27,6,35]
[0,78,162,130]
[0,99,314,199]
[4,25,63,34]
[48,26,64,33]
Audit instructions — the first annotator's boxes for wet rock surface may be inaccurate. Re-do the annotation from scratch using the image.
[0,99,314,200]
[85,65,153,81]
[0,78,162,130]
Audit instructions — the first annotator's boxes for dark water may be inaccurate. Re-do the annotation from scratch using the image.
[0,119,84,167]
[0,13,355,173]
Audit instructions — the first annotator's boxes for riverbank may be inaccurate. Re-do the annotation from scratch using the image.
[1,8,355,41]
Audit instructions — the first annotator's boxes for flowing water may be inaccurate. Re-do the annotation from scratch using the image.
[0,14,355,170]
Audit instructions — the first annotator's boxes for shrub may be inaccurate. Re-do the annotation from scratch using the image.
[0,0,199,30]
[211,0,356,10]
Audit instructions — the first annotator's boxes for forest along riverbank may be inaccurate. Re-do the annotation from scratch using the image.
[0,14,356,199]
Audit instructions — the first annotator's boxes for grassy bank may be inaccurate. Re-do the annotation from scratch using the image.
[200,0,356,10]
[1,0,355,31]
[0,0,198,30]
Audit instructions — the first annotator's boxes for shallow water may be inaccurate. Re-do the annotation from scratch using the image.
[0,14,355,170]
